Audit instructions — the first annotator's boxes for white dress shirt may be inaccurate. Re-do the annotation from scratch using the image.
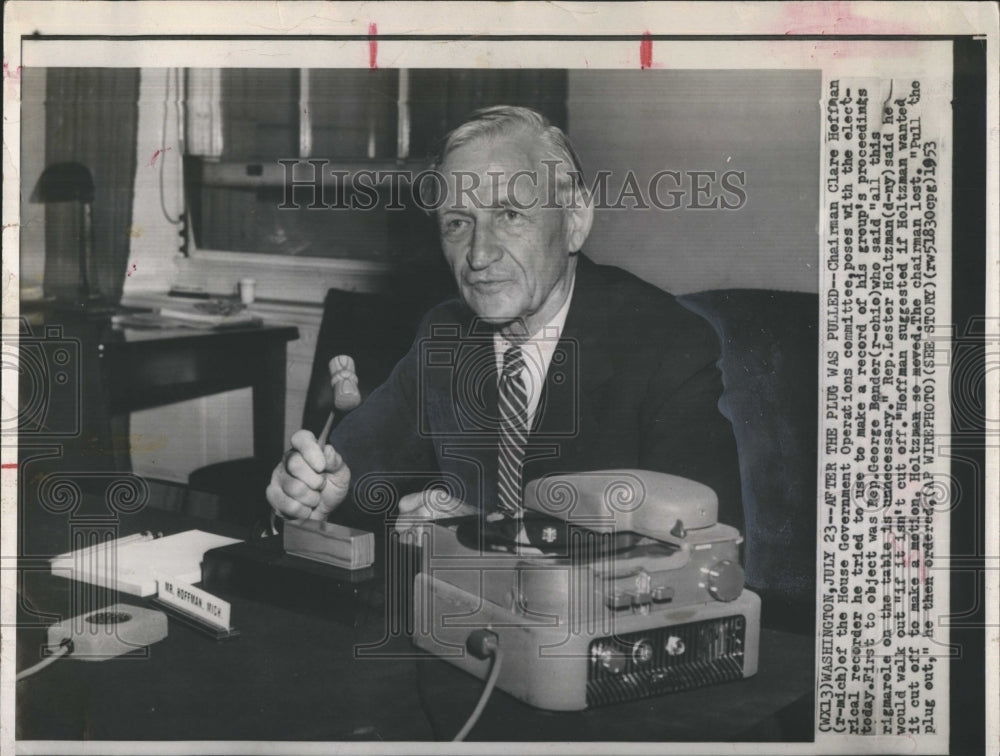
[493,275,575,430]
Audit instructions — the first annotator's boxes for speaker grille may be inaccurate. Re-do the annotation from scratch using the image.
[586,615,746,707]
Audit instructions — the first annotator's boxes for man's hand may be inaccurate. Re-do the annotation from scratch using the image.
[394,489,477,536]
[267,355,360,522]
[267,430,351,521]
[329,354,361,412]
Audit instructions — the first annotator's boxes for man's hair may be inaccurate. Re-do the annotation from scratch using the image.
[428,105,587,209]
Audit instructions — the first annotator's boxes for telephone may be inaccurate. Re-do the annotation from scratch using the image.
[412,469,760,711]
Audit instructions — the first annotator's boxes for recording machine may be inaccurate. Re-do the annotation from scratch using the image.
[411,470,760,711]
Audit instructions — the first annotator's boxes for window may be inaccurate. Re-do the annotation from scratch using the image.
[183,68,568,263]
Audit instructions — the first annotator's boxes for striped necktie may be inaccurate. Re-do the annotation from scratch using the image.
[497,345,528,518]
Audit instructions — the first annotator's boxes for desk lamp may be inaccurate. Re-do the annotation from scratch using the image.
[30,161,114,315]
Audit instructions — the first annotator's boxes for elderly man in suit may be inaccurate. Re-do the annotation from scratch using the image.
[267,106,741,533]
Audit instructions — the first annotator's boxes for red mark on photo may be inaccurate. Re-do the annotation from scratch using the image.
[149,147,172,167]
[639,32,653,69]
[781,1,916,35]
[126,263,138,278]
[3,62,22,81]
[368,23,379,70]
[1,463,17,470]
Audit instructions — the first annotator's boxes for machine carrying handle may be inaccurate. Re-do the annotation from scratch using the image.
[522,470,719,541]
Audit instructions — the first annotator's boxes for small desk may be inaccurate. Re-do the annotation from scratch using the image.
[18,307,298,472]
[99,323,299,468]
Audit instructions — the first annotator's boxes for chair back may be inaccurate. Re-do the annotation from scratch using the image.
[303,279,454,436]
[679,289,818,606]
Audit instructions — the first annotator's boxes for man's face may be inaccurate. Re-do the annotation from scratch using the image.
[437,131,586,332]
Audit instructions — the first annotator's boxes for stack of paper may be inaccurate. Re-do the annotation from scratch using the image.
[158,301,262,329]
[50,530,242,597]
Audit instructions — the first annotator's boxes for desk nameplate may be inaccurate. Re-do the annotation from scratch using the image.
[154,579,240,641]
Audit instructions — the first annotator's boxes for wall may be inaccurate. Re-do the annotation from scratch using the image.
[567,69,820,294]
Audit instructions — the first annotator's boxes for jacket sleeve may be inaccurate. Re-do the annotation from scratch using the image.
[327,319,438,526]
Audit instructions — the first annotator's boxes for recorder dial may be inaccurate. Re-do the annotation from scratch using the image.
[664,635,686,656]
[707,559,744,602]
[599,646,627,674]
[631,639,654,665]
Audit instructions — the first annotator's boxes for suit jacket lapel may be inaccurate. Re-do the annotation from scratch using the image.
[533,254,614,439]
[426,311,498,436]
[442,311,501,511]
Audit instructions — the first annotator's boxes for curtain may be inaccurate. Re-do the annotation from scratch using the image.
[408,69,569,159]
[43,68,140,304]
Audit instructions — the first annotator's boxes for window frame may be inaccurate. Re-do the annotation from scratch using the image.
[181,67,410,302]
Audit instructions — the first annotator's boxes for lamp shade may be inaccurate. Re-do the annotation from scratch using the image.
[30,162,95,204]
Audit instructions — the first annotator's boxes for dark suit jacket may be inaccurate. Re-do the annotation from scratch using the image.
[330,254,743,530]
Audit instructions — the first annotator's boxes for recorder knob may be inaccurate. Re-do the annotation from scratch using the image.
[631,639,654,665]
[599,646,627,674]
[707,560,744,602]
[664,635,686,656]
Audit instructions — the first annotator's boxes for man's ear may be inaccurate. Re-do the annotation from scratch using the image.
[564,195,594,253]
